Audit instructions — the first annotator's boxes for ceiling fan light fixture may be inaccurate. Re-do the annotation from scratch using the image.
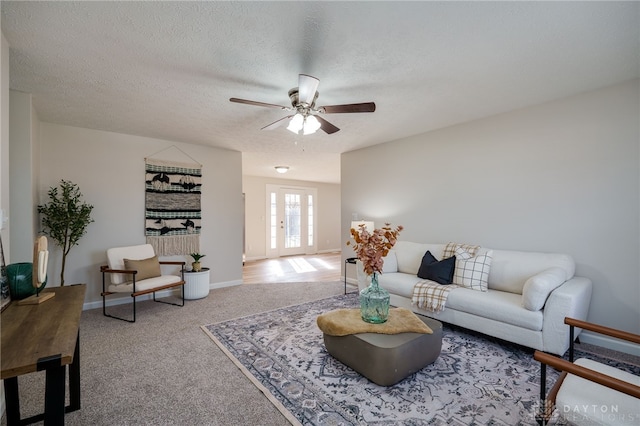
[303,115,321,135]
[286,113,304,134]
[275,166,289,174]
[230,74,375,135]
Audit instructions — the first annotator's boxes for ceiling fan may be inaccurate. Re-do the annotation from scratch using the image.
[230,74,376,135]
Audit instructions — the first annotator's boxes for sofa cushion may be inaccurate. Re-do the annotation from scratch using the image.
[521,267,566,311]
[417,251,455,284]
[394,241,445,275]
[453,251,493,291]
[124,256,162,281]
[447,287,543,331]
[487,250,575,294]
[378,273,424,298]
[382,251,398,273]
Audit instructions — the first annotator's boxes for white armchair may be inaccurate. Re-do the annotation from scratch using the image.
[100,244,185,322]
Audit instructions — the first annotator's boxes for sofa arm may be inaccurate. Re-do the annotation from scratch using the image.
[542,276,593,355]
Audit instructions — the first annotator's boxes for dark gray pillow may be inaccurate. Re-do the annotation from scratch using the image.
[417,251,456,284]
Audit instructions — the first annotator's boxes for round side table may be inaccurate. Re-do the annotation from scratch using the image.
[184,267,210,300]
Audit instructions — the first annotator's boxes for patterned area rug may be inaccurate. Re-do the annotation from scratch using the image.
[201,294,604,425]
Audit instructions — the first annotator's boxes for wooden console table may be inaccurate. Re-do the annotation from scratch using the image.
[1,284,86,425]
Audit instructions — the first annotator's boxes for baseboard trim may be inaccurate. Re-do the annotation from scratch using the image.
[82,280,242,311]
[209,280,243,290]
[578,330,640,357]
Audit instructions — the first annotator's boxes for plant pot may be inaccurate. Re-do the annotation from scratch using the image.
[192,261,202,272]
[184,268,210,299]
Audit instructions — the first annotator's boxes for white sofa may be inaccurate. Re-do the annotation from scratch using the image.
[356,241,593,356]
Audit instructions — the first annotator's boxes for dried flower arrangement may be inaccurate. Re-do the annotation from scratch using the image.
[347,222,403,275]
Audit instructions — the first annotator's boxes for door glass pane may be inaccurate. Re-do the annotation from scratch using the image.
[284,193,301,248]
[307,194,314,246]
[270,192,277,249]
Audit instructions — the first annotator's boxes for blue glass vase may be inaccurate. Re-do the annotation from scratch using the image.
[359,272,390,324]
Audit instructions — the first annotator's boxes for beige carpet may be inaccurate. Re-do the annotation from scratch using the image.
[1,281,346,426]
[3,280,636,425]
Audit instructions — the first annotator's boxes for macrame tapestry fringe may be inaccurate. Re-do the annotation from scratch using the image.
[146,235,200,257]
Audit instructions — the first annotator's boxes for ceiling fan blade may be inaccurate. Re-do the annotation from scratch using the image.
[261,115,293,130]
[298,74,320,106]
[320,102,376,114]
[315,116,340,134]
[230,98,288,110]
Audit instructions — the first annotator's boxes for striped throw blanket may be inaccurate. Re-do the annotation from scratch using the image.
[412,280,459,312]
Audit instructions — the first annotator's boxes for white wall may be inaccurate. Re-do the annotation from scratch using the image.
[38,123,244,305]
[342,80,639,346]
[9,90,38,261]
[242,174,341,260]
[0,29,9,419]
[1,32,10,257]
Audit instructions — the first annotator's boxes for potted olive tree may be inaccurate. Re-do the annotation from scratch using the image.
[38,180,94,285]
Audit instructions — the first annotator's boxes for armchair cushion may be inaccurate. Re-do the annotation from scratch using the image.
[107,244,156,284]
[124,256,161,281]
[107,275,183,294]
[556,358,640,424]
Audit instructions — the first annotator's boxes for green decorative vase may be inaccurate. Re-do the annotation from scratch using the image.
[6,262,46,300]
[359,272,390,324]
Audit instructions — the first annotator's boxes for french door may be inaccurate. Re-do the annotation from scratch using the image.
[266,184,317,257]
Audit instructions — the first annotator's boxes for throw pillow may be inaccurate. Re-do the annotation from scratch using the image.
[454,246,473,260]
[417,251,456,284]
[452,250,493,291]
[443,242,480,259]
[124,255,161,281]
[522,267,567,311]
[382,250,398,273]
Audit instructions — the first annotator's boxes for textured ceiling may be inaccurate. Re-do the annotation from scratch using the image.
[2,1,638,183]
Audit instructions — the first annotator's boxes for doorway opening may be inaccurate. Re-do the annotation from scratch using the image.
[265,184,318,258]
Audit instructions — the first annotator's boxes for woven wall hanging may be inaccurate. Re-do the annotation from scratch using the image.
[144,157,202,256]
